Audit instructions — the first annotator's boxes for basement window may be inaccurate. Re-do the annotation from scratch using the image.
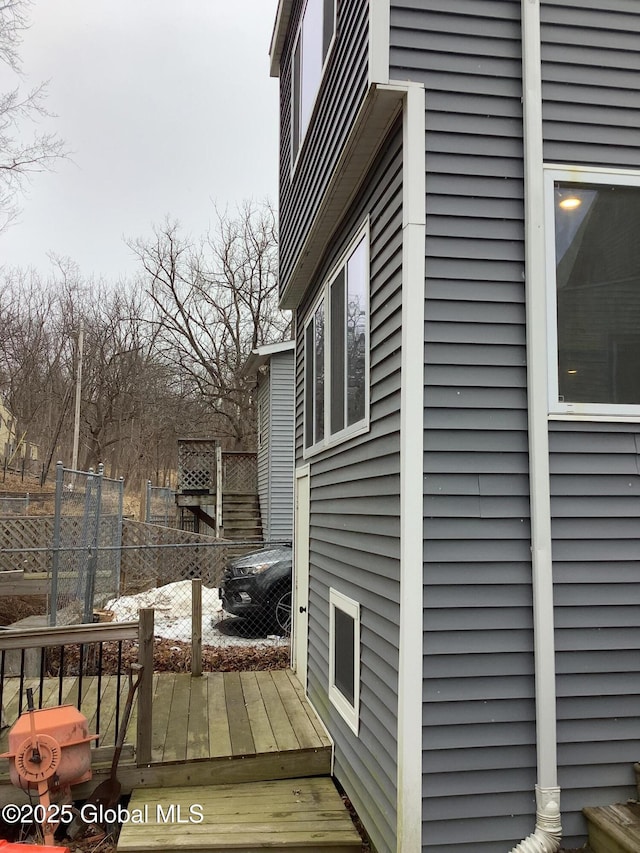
[329,588,360,735]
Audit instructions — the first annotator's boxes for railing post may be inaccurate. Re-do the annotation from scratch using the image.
[192,579,202,677]
[49,462,65,626]
[136,608,154,765]
[83,465,103,623]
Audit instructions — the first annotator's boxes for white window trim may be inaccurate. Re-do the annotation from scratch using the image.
[303,220,371,458]
[290,0,337,175]
[328,587,360,735]
[545,164,640,420]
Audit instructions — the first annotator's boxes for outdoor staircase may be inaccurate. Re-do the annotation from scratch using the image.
[113,670,363,852]
[222,492,263,541]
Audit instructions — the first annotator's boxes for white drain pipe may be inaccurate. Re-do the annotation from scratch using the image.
[511,1,562,851]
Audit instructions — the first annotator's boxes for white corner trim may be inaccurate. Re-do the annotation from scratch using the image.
[369,0,390,85]
[397,81,425,853]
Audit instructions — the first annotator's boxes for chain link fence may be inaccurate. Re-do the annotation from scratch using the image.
[0,494,30,515]
[1,460,292,661]
[50,461,124,625]
[112,532,292,646]
[145,482,178,526]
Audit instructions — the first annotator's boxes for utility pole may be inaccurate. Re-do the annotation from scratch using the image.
[72,319,84,472]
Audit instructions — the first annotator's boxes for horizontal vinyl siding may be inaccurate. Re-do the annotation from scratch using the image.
[297,125,403,853]
[391,2,535,851]
[550,421,640,845]
[279,0,369,295]
[542,2,640,845]
[257,378,270,538]
[268,353,294,540]
[542,1,640,167]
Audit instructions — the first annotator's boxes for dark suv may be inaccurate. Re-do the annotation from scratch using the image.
[219,544,292,635]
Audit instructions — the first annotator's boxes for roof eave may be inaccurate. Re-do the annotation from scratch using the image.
[278,83,405,311]
[269,0,293,78]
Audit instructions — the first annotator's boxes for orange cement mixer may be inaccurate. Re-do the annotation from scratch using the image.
[0,688,96,846]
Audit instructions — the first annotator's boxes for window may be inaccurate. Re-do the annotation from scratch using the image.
[546,168,640,416]
[329,588,360,734]
[303,226,370,454]
[292,0,336,163]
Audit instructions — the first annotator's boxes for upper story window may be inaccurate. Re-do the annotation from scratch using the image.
[546,167,640,417]
[292,0,336,164]
[304,224,369,454]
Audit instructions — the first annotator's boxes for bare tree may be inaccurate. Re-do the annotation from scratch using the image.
[0,266,70,464]
[131,201,291,447]
[0,0,66,232]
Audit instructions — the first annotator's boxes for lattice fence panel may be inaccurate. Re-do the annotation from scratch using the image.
[0,515,58,573]
[177,439,217,492]
[222,452,257,494]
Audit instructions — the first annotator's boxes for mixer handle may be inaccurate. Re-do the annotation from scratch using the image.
[26,688,35,712]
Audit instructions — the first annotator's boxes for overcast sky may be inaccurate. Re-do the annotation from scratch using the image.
[1,0,279,282]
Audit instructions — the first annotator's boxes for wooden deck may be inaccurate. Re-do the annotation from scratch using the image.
[0,670,332,802]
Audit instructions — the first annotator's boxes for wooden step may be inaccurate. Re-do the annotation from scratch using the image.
[584,802,640,853]
[117,777,362,852]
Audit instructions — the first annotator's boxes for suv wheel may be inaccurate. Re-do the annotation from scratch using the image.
[271,588,292,635]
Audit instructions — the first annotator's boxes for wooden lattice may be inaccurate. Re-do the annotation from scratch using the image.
[177,439,218,492]
[222,452,257,494]
[0,515,54,573]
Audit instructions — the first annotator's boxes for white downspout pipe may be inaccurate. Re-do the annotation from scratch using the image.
[511,1,562,851]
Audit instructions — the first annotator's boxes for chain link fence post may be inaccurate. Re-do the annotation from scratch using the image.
[49,461,65,626]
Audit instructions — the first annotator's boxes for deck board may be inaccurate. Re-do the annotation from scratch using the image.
[161,673,191,762]
[186,675,209,761]
[150,671,176,762]
[207,672,232,758]
[225,672,256,756]
[239,671,277,754]
[255,671,301,752]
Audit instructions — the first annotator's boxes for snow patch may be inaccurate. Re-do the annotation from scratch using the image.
[106,580,287,648]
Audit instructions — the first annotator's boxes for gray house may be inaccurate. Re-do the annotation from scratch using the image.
[244,341,295,541]
[270,1,640,852]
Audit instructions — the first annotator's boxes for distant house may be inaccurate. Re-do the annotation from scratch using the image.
[244,341,295,541]
[270,2,640,852]
[0,400,38,464]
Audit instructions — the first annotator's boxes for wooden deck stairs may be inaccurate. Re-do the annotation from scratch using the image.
[584,802,640,853]
[114,669,360,852]
[0,670,361,851]
[222,492,263,541]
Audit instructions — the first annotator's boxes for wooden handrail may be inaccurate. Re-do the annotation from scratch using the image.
[0,620,139,651]
[0,611,154,765]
